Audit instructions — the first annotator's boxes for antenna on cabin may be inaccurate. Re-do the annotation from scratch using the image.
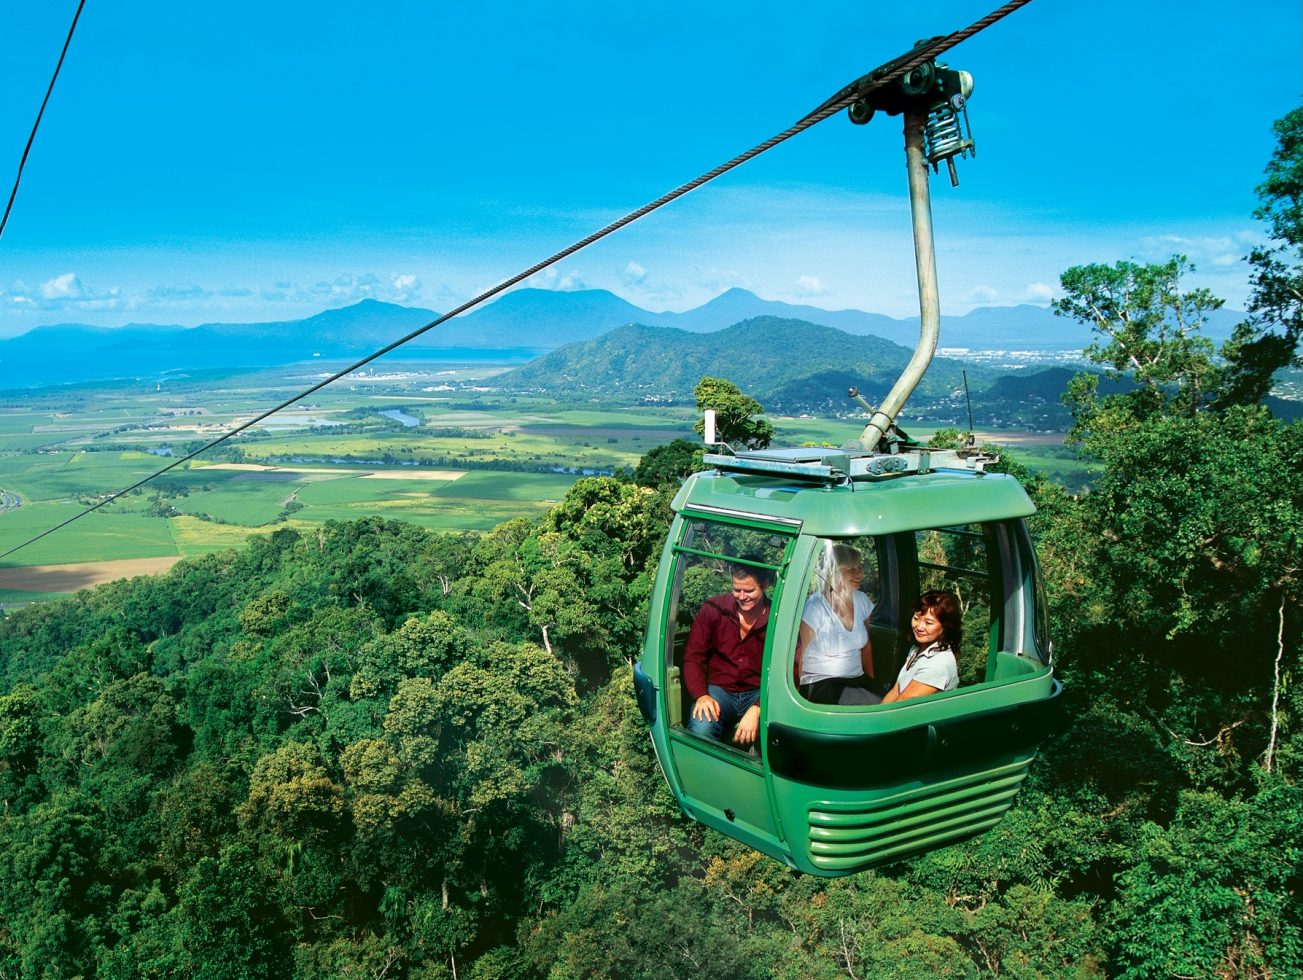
[701,407,736,456]
[849,59,975,453]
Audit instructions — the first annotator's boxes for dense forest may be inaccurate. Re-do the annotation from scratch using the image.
[0,109,1301,979]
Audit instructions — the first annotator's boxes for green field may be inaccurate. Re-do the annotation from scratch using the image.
[431,471,577,500]
[0,588,72,605]
[0,365,1079,602]
[0,501,179,565]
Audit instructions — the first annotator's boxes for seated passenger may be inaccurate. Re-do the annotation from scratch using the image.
[882,589,961,703]
[795,544,880,705]
[683,564,773,747]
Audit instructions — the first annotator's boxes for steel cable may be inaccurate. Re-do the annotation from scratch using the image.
[0,0,88,243]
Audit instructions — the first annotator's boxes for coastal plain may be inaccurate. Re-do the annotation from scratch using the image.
[0,359,1088,604]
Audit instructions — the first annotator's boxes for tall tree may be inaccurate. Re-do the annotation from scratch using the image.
[633,437,705,488]
[1052,255,1223,437]
[692,377,775,450]
[1219,105,1303,408]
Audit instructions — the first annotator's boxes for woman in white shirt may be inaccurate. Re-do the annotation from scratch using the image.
[882,589,962,703]
[794,544,880,705]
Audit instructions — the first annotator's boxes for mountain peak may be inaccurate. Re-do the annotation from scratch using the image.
[347,298,404,310]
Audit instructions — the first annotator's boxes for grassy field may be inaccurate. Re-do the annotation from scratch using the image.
[0,588,71,604]
[0,501,179,565]
[430,470,577,500]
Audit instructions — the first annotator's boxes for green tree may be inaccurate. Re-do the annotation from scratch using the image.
[543,666,702,899]
[633,437,705,487]
[238,741,348,913]
[464,478,662,682]
[239,741,346,850]
[169,845,290,980]
[1111,781,1303,978]
[348,609,470,704]
[155,761,243,880]
[692,377,775,450]
[415,531,477,600]
[0,792,103,978]
[1052,255,1223,435]
[1220,105,1303,407]
[0,684,43,810]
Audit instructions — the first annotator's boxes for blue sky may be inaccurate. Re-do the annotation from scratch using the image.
[0,0,1299,337]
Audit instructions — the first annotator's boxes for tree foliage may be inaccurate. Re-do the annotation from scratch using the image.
[692,376,775,450]
[632,437,705,488]
[1221,105,1303,407]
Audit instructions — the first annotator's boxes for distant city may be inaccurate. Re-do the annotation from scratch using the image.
[936,348,1090,369]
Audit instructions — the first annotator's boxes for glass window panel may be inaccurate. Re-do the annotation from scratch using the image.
[664,519,790,732]
[915,523,993,686]
[794,536,884,706]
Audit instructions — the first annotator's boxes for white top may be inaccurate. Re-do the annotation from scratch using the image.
[895,641,959,694]
[800,590,874,683]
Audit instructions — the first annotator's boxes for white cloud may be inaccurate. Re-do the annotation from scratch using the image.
[964,285,1001,305]
[1023,282,1055,303]
[145,283,259,304]
[1137,232,1257,272]
[621,261,647,286]
[311,273,384,302]
[0,273,125,313]
[694,268,750,294]
[251,272,426,307]
[41,272,84,300]
[147,284,207,301]
[261,282,293,301]
[795,275,825,297]
[528,267,587,291]
[389,274,421,302]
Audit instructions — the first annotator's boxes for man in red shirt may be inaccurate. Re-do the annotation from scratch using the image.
[683,565,773,746]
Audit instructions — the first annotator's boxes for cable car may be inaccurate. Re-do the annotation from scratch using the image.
[634,443,1061,875]
[633,52,1062,876]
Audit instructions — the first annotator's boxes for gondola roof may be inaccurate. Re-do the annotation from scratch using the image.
[673,449,1035,536]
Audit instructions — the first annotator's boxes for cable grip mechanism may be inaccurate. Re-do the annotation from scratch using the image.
[847,56,976,186]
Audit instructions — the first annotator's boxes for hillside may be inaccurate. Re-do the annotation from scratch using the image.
[497,316,1013,414]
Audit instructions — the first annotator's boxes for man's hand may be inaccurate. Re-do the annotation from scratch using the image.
[692,694,720,722]
[732,704,760,747]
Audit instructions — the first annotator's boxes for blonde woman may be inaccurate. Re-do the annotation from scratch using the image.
[794,544,879,705]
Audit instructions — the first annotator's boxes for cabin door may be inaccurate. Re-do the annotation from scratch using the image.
[660,514,794,851]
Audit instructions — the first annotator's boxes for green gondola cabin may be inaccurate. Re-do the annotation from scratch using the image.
[634,445,1061,876]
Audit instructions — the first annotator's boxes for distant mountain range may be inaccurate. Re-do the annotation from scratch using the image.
[0,288,1246,389]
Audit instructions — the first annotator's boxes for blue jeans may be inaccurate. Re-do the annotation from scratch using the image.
[687,684,761,742]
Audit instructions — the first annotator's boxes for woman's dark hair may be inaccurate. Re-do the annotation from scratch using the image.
[730,562,774,589]
[914,589,962,653]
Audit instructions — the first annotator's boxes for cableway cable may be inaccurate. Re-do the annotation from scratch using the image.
[0,0,88,243]
[0,0,1033,563]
